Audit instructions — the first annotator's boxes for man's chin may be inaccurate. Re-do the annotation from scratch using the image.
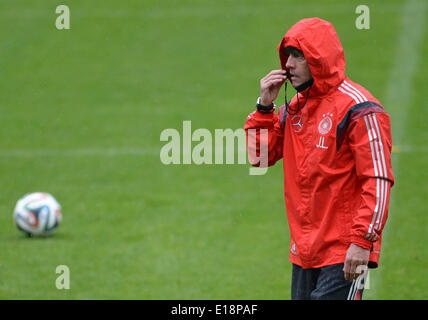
[290,81,301,89]
[290,77,313,91]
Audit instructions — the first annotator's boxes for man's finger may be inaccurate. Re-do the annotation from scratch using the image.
[269,69,287,75]
[349,258,359,281]
[343,259,351,280]
[264,75,287,83]
[263,70,287,80]
[265,78,286,88]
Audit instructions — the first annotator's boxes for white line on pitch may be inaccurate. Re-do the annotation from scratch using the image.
[375,0,426,298]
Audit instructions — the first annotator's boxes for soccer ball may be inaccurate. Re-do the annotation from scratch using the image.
[13,192,62,237]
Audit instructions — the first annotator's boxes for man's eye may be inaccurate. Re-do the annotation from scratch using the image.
[292,53,305,60]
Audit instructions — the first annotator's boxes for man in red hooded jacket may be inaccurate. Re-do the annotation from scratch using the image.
[245,18,394,300]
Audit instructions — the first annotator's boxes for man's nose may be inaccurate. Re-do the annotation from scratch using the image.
[285,56,294,69]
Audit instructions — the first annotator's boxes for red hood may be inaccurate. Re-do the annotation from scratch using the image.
[278,18,346,97]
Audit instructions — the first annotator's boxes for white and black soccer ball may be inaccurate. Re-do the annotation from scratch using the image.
[13,192,62,237]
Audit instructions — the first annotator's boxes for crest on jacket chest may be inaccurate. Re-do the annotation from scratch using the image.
[316,113,334,149]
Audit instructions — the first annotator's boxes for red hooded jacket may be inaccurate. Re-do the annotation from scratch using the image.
[245,18,394,269]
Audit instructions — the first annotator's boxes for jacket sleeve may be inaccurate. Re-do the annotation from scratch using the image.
[244,106,284,167]
[347,111,394,249]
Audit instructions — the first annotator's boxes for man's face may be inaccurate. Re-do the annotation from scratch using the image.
[285,49,313,89]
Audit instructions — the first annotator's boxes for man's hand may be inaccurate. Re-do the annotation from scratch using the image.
[260,70,288,106]
[343,243,370,281]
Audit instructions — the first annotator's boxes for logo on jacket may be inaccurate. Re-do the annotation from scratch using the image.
[291,115,303,133]
[316,113,333,149]
[318,113,333,134]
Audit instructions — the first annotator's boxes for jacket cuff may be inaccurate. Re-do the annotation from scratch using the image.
[256,97,276,114]
[256,106,276,115]
[252,109,276,119]
[351,236,373,250]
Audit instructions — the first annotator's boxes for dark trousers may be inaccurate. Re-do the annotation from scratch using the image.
[291,263,364,300]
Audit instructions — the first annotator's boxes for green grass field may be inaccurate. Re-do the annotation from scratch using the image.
[0,0,427,299]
